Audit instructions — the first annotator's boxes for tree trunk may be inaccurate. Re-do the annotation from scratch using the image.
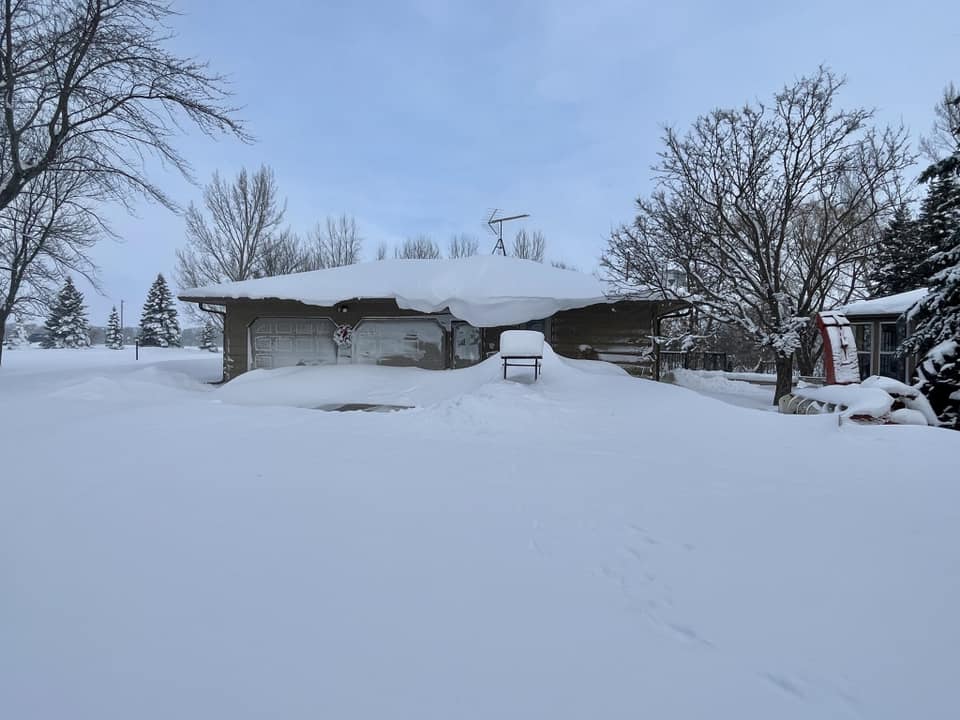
[0,318,6,367]
[774,354,794,405]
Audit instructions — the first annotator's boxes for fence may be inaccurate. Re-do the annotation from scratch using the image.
[657,351,729,377]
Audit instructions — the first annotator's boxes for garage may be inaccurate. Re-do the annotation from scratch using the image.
[249,317,337,370]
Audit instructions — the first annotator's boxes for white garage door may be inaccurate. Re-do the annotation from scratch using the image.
[250,317,337,370]
[352,318,445,369]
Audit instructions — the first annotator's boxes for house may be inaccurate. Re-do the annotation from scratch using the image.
[839,288,928,383]
[178,255,677,381]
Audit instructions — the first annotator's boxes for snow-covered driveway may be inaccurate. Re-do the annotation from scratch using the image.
[2,348,958,719]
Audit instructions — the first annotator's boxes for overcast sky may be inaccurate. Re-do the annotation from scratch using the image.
[82,0,958,325]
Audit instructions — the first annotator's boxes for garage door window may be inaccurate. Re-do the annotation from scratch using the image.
[250,317,336,369]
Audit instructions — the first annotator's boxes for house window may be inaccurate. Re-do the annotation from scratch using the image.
[878,322,904,381]
[852,323,872,379]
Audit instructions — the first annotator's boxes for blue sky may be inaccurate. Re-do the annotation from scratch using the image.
[85,0,959,324]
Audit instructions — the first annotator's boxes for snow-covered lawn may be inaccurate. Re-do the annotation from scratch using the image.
[2,347,959,719]
[665,367,777,411]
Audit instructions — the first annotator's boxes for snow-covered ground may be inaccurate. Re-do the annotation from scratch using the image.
[664,367,776,410]
[2,346,959,719]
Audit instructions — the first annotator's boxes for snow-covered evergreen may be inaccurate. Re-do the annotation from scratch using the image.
[4,315,29,349]
[870,204,926,295]
[43,278,91,348]
[914,339,959,430]
[915,174,960,279]
[139,274,181,347]
[198,320,218,351]
[105,307,124,349]
[904,168,960,429]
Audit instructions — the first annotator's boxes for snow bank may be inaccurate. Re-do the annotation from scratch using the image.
[840,288,927,317]
[793,376,939,425]
[793,385,893,418]
[180,255,612,327]
[665,368,764,394]
[4,348,960,719]
[215,344,624,410]
[861,375,939,425]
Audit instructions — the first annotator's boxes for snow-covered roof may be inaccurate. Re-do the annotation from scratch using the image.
[179,255,623,327]
[838,288,928,317]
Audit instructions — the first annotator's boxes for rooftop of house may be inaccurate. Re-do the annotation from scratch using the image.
[179,255,661,327]
[839,288,928,318]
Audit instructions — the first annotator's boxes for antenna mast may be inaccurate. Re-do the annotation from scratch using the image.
[486,209,530,255]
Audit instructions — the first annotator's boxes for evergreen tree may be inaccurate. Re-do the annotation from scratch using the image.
[903,89,960,429]
[138,273,181,347]
[3,314,28,349]
[870,204,926,295]
[42,277,91,348]
[904,230,960,429]
[915,174,960,281]
[105,306,124,349]
[198,320,218,351]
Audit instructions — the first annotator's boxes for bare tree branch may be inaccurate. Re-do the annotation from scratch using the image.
[511,228,545,262]
[0,0,247,214]
[447,233,479,259]
[309,214,362,269]
[395,234,441,259]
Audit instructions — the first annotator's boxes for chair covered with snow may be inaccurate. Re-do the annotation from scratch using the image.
[500,330,544,380]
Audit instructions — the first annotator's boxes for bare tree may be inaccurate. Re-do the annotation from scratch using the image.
[603,68,912,403]
[0,0,243,356]
[395,234,441,259]
[920,82,960,163]
[375,241,388,261]
[0,0,245,214]
[309,214,362,269]
[511,229,546,262]
[447,233,479,258]
[175,166,287,294]
[0,170,101,363]
[259,229,310,278]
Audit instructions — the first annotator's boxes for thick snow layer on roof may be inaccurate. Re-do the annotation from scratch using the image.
[839,288,927,317]
[179,255,612,327]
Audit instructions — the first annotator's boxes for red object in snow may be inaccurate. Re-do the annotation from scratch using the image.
[816,311,861,385]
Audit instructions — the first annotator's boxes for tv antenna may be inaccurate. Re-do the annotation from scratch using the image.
[486,209,530,255]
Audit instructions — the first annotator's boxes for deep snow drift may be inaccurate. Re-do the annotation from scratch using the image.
[2,346,959,720]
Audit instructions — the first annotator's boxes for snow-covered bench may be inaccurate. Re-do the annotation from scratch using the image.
[500,330,544,380]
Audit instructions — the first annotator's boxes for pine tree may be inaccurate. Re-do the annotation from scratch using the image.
[105,306,124,349]
[198,320,218,351]
[915,174,960,281]
[870,204,926,295]
[903,92,960,428]
[904,230,960,429]
[3,314,29,349]
[138,273,181,347]
[43,277,91,348]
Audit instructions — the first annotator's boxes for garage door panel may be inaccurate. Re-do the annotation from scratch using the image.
[352,319,445,370]
[249,317,336,370]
